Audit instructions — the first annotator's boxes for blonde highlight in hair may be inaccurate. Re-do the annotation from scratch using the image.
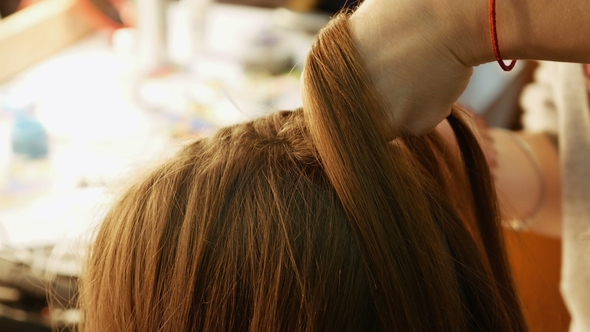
[77,12,527,332]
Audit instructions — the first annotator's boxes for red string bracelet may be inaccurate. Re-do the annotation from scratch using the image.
[489,0,516,71]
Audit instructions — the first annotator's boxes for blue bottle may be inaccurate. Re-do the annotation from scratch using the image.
[10,105,48,159]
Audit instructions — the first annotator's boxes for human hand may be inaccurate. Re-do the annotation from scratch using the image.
[349,0,489,135]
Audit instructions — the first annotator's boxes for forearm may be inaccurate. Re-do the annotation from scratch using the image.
[466,0,590,65]
[491,129,562,238]
[350,0,590,67]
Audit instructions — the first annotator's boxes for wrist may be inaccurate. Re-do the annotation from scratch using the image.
[422,0,525,67]
[437,0,497,66]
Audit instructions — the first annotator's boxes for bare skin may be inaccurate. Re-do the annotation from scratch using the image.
[349,0,590,135]
[491,130,562,238]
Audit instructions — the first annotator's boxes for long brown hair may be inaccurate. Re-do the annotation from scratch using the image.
[78,12,527,332]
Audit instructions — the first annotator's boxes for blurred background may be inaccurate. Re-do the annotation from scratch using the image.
[0,0,536,331]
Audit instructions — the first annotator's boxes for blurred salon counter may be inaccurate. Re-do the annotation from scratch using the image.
[0,2,310,259]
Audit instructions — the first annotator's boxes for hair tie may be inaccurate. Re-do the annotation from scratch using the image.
[489,0,516,71]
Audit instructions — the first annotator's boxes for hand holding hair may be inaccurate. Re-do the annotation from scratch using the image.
[349,0,590,135]
[349,0,473,135]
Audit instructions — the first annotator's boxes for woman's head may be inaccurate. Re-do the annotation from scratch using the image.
[83,109,381,331]
[78,13,526,332]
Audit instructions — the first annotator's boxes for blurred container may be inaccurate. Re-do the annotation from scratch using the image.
[0,94,52,205]
[11,108,48,159]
